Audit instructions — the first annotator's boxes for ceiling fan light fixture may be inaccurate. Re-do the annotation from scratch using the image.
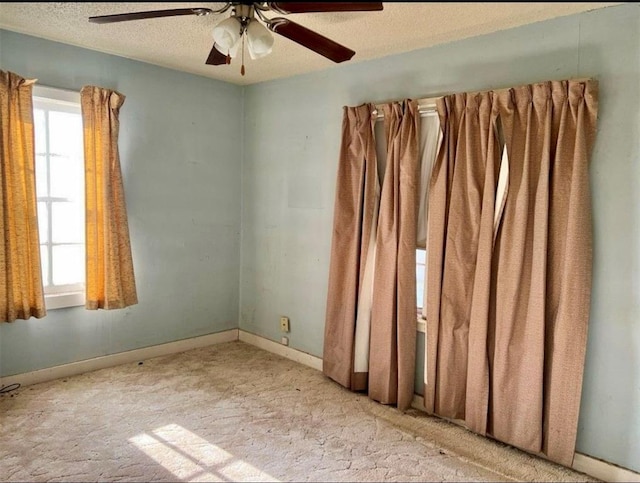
[246,20,274,60]
[87,3,385,70]
[212,16,242,54]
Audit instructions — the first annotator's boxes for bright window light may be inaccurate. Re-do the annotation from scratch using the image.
[33,86,85,308]
[416,248,426,310]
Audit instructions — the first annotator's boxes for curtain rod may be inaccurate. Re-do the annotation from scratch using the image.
[374,97,438,120]
[373,76,594,120]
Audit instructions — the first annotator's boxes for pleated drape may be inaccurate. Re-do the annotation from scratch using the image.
[489,80,598,465]
[416,114,442,250]
[323,104,378,390]
[323,101,420,410]
[81,86,137,310]
[368,101,420,410]
[424,79,598,466]
[425,92,501,419]
[0,71,46,322]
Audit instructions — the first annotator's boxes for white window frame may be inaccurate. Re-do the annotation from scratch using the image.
[33,85,85,310]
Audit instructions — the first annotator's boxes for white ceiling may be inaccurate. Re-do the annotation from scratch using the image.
[0,2,619,85]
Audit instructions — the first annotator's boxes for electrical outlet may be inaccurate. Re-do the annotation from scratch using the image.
[281,336,289,346]
[280,316,290,332]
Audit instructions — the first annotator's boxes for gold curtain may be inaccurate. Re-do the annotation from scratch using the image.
[368,101,420,410]
[81,85,137,310]
[0,71,46,322]
[425,80,598,466]
[323,103,378,390]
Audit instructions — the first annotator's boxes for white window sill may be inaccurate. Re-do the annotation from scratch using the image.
[417,317,426,333]
[45,292,84,310]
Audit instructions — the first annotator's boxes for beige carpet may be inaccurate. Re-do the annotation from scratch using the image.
[0,341,596,482]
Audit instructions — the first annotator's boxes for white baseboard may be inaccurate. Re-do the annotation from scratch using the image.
[411,395,639,482]
[238,330,323,372]
[572,453,640,483]
[0,329,239,389]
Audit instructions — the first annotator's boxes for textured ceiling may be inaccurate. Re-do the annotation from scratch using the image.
[0,2,619,85]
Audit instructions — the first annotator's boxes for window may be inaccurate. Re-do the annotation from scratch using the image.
[416,248,426,314]
[33,86,85,309]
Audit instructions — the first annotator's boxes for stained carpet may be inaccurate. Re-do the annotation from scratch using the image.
[0,341,596,482]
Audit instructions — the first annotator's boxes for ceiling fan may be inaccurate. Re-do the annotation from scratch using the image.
[88,2,384,75]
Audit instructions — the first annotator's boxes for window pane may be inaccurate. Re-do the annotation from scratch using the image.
[48,111,83,158]
[37,202,48,243]
[52,244,84,286]
[416,264,425,309]
[50,155,83,200]
[40,245,49,288]
[34,109,46,155]
[52,202,84,243]
[416,249,426,309]
[35,155,48,198]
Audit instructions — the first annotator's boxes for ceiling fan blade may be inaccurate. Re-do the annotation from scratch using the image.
[268,18,355,63]
[89,8,212,24]
[206,44,229,66]
[269,2,383,14]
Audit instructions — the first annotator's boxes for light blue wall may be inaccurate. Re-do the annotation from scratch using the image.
[241,4,640,472]
[1,3,638,473]
[0,30,243,376]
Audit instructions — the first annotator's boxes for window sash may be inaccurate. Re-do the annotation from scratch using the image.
[33,90,84,296]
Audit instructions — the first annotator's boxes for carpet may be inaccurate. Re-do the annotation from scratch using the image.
[0,341,596,482]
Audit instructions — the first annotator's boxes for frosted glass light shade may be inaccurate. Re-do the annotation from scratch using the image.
[228,36,242,58]
[213,17,241,53]
[246,20,274,60]
[214,38,241,59]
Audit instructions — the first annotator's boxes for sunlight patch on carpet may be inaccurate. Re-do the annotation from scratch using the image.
[129,424,279,482]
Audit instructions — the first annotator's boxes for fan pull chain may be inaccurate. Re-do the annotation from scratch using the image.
[241,34,246,76]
